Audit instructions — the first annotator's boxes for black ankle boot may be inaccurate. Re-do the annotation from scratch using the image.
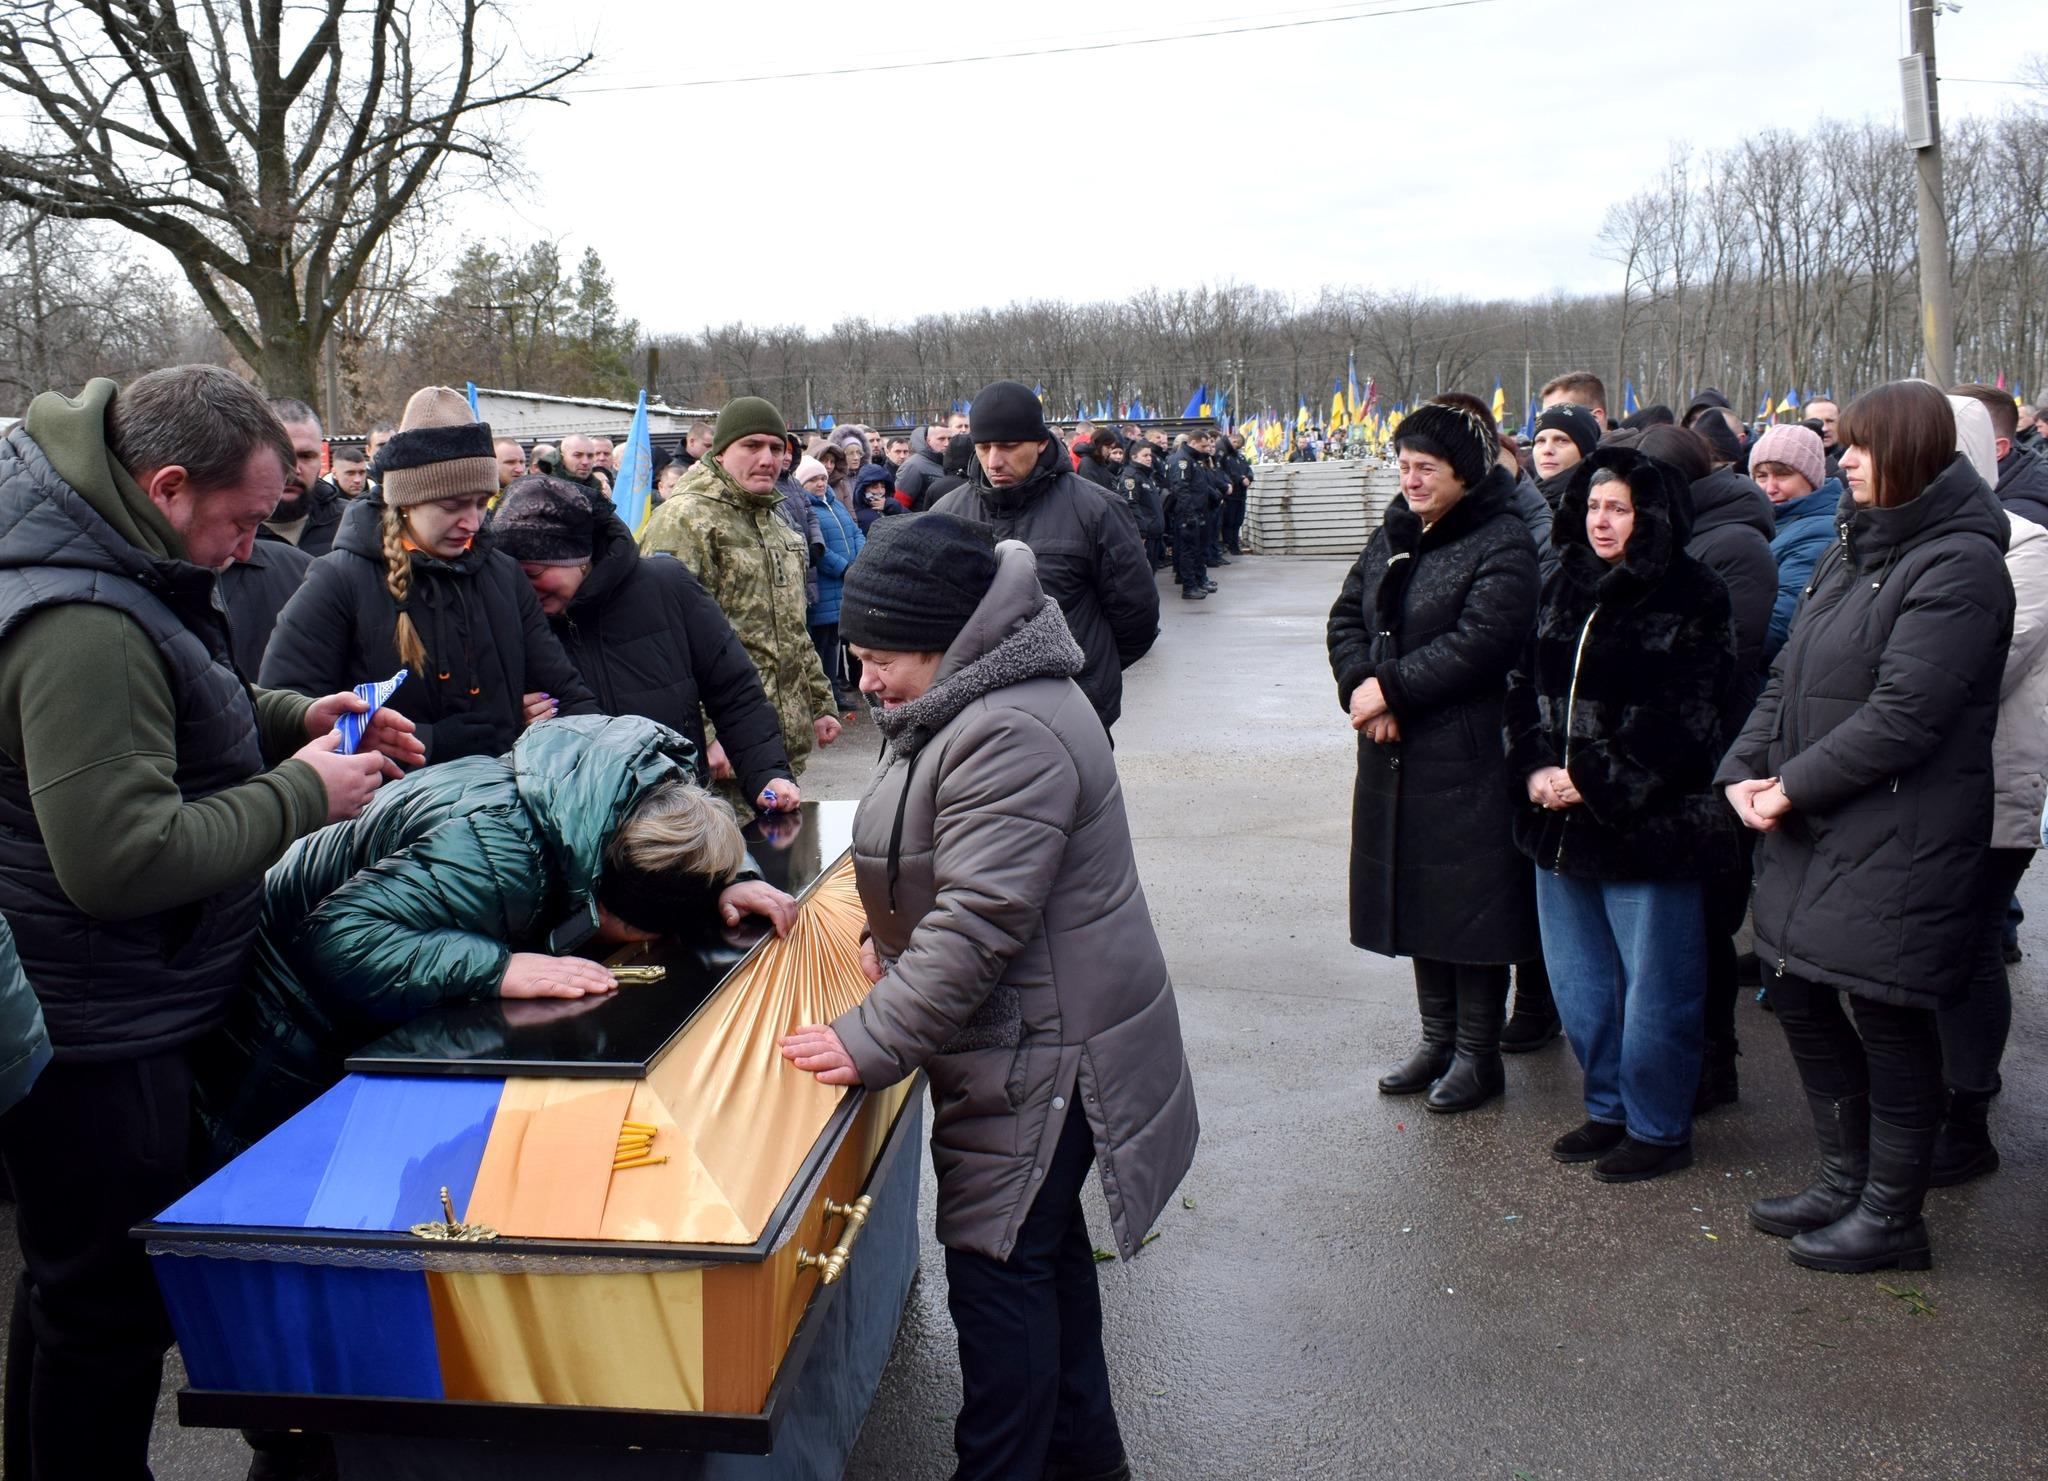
[1425,1051,1504,1112]
[1751,1090,1869,1237]
[1693,1037,1740,1115]
[1378,966,1455,1095]
[1500,958,1559,1053]
[1425,968,1507,1113]
[1377,1040,1453,1094]
[1789,1116,1934,1273]
[1929,1085,2000,1187]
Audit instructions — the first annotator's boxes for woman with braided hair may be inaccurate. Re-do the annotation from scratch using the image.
[262,386,597,764]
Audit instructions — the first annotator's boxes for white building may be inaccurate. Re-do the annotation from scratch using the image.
[468,388,717,441]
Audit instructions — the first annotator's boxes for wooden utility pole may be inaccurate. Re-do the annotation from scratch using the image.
[1904,0,1954,385]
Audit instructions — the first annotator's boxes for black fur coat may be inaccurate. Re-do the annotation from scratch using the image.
[1504,448,1740,881]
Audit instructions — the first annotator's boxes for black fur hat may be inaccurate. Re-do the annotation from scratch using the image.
[1393,401,1498,490]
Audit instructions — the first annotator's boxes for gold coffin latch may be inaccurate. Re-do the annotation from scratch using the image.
[410,1185,499,1242]
[794,1195,874,1286]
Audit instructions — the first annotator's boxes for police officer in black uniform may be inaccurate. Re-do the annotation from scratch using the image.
[1220,431,1255,555]
[1164,428,1223,601]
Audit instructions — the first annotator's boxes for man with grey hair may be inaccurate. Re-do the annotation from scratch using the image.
[0,365,422,1476]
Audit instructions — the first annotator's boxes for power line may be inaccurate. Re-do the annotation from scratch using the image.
[561,0,1514,96]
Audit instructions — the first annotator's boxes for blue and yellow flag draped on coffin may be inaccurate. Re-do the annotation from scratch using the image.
[148,847,913,1416]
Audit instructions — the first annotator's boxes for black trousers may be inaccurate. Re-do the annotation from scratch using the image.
[944,1107,1121,1481]
[1220,490,1247,553]
[809,621,843,697]
[1768,973,1943,1130]
[1171,513,1208,593]
[1938,847,2034,1093]
[1701,850,1755,1046]
[1,1050,196,1480]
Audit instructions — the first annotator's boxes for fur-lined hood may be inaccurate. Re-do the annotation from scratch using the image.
[873,540,1085,759]
[1553,445,1689,604]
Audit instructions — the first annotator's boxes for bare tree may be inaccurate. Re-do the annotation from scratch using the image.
[0,0,588,399]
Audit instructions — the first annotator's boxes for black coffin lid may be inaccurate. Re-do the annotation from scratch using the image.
[343,800,854,1079]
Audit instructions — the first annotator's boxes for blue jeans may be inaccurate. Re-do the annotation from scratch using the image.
[1535,869,1707,1146]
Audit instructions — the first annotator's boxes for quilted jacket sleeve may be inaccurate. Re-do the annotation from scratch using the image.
[282,811,543,1023]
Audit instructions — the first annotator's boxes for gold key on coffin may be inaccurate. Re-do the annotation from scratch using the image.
[795,1195,874,1285]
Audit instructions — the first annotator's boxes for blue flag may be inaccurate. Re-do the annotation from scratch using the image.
[465,382,481,419]
[611,390,655,534]
[1183,384,1208,420]
[1623,379,1640,416]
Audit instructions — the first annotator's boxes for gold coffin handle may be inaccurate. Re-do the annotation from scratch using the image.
[794,1195,875,1286]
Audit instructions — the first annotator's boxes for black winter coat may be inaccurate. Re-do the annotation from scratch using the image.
[261,495,598,764]
[931,439,1160,731]
[1077,453,1119,490]
[895,433,947,509]
[1716,455,2015,1010]
[221,537,313,679]
[1117,462,1166,537]
[1685,466,1777,731]
[1506,449,1739,881]
[1997,444,2048,529]
[550,507,793,800]
[1327,466,1540,964]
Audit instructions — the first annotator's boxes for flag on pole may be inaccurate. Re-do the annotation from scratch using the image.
[1184,385,1209,420]
[612,390,655,535]
[1347,355,1364,422]
[465,382,481,419]
[1490,379,1506,427]
[1776,388,1801,418]
[1521,397,1538,439]
[1330,379,1347,430]
[1623,379,1640,417]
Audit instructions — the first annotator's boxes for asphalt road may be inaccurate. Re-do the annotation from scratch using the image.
[13,552,2043,1480]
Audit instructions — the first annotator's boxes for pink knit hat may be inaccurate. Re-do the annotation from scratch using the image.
[1748,423,1825,492]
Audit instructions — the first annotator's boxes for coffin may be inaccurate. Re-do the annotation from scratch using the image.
[141,801,922,1460]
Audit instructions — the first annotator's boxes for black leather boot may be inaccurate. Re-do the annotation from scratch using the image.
[1750,1090,1869,1237]
[1789,1116,1935,1273]
[1929,1085,2000,1187]
[1693,1036,1740,1114]
[1426,968,1507,1113]
[1500,957,1560,1053]
[1378,967,1455,1095]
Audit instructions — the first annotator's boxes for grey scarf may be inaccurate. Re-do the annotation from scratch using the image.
[872,596,1085,760]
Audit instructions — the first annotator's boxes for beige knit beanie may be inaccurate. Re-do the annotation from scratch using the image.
[374,386,498,508]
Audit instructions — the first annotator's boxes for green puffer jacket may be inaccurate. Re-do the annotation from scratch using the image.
[194,715,698,1153]
[0,915,50,1114]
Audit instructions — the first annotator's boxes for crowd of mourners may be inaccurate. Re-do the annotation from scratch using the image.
[0,353,2040,1481]
[1331,370,2046,1282]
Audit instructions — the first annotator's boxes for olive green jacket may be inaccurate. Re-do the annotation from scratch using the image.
[638,457,833,776]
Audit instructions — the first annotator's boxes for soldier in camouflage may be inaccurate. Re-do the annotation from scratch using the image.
[639,397,842,780]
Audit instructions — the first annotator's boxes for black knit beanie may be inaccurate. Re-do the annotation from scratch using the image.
[1534,403,1601,460]
[839,513,999,652]
[967,381,1051,444]
[494,475,597,566]
[1392,401,1497,489]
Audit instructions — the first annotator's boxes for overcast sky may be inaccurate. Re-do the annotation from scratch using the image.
[495,0,2037,336]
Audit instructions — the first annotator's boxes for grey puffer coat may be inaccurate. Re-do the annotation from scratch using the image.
[1717,455,2014,1009]
[831,542,1198,1263]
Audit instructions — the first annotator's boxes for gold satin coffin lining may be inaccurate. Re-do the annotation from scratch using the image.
[463,860,873,1244]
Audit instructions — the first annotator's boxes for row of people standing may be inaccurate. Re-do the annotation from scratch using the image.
[1329,379,2037,1275]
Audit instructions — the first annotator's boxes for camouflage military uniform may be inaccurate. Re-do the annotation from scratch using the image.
[639,456,834,776]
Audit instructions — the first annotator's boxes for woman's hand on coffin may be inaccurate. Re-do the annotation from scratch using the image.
[500,952,620,1000]
[858,937,883,984]
[719,879,798,936]
[779,1024,860,1086]
[759,777,801,812]
[520,691,560,729]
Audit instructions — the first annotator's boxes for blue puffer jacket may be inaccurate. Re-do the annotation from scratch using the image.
[806,490,866,626]
[1765,477,1842,665]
